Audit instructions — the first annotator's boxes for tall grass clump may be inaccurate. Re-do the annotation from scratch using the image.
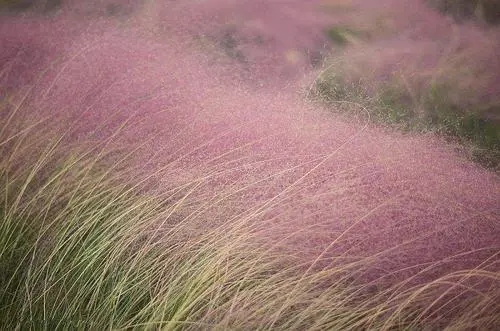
[1,87,499,328]
[0,90,290,329]
[0,92,309,328]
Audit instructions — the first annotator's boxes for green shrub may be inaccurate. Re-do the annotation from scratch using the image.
[310,70,500,169]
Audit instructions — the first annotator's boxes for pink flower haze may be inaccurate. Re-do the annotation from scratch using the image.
[1,0,499,302]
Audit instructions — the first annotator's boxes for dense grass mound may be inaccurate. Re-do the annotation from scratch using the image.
[1,84,499,329]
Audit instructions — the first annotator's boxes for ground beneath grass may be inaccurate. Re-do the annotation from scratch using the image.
[1,0,499,324]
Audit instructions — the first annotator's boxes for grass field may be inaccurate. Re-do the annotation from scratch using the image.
[1,0,499,329]
[1,81,499,330]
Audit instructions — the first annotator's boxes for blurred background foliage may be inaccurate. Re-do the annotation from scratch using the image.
[0,0,60,12]
[2,0,500,25]
[426,0,500,24]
